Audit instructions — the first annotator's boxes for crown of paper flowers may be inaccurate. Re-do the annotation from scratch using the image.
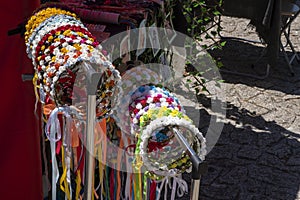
[129,85,206,179]
[24,7,120,116]
[112,66,161,135]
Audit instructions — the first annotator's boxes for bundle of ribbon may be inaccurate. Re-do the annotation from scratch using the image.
[23,3,206,200]
[112,67,206,199]
[25,7,120,110]
[24,6,121,200]
[129,84,206,175]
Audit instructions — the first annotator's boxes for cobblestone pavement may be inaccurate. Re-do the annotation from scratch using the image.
[190,16,300,200]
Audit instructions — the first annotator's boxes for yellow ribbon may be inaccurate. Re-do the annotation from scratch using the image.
[32,73,39,102]
[76,170,81,200]
[134,154,143,200]
[59,146,71,200]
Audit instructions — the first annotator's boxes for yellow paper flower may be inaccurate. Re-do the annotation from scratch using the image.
[73,44,81,51]
[48,35,54,42]
[147,109,154,118]
[161,106,168,112]
[63,30,72,36]
[25,8,78,43]
[157,111,163,118]
[140,116,144,124]
[77,32,84,37]
[183,115,191,121]
[60,48,68,54]
[170,109,179,117]
[87,45,94,51]
[169,162,177,169]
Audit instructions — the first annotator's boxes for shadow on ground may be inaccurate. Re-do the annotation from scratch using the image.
[208,39,300,95]
[190,94,300,200]
[166,37,300,199]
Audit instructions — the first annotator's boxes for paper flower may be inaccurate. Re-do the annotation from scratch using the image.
[24,7,121,119]
[126,85,206,179]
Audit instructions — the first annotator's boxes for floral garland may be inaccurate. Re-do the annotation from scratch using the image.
[24,7,121,118]
[139,115,206,179]
[24,7,122,199]
[129,85,182,131]
[23,2,208,200]
[25,7,78,44]
[129,85,206,179]
[26,14,85,59]
[112,66,161,135]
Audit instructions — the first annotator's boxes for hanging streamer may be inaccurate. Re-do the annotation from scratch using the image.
[23,2,209,200]
[46,107,63,200]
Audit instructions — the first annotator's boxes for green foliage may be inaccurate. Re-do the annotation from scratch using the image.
[182,0,224,95]
[183,0,223,48]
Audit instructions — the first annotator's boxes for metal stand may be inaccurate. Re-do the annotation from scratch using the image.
[173,128,207,200]
[84,70,102,200]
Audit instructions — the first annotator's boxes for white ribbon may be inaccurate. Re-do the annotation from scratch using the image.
[170,178,177,200]
[46,107,62,200]
[50,139,59,200]
[164,178,169,200]
[45,106,82,200]
[155,175,188,200]
[173,175,188,198]
[45,107,62,142]
[155,177,167,200]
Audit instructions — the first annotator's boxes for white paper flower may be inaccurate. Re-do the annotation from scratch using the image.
[138,109,145,116]
[136,103,142,110]
[133,118,138,124]
[62,42,68,47]
[160,97,166,102]
[149,103,156,109]
[161,102,169,107]
[146,97,153,103]
[58,66,66,73]
[44,86,49,92]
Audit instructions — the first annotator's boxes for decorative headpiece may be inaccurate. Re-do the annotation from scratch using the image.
[25,7,120,118]
[129,84,206,179]
[112,66,161,135]
[23,4,207,200]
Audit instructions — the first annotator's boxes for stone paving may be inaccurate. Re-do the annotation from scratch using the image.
[188,16,300,200]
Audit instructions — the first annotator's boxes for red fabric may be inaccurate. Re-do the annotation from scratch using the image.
[0,1,43,199]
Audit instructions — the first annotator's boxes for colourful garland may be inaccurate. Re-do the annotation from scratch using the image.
[112,66,161,135]
[25,7,78,43]
[24,6,122,200]
[129,85,206,179]
[24,4,207,200]
[24,7,121,116]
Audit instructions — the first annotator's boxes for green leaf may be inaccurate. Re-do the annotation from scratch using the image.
[220,41,226,46]
[213,11,221,15]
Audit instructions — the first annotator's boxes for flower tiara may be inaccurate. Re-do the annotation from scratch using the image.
[112,66,162,135]
[24,7,121,118]
[128,85,206,179]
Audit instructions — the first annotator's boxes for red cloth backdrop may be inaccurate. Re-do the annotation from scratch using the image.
[0,0,43,199]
